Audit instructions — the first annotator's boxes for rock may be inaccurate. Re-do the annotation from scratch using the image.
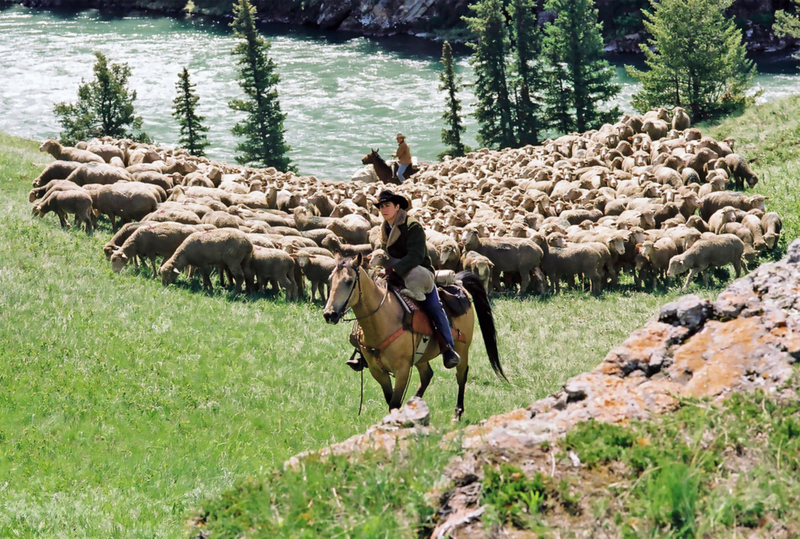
[379,396,430,430]
[658,294,712,333]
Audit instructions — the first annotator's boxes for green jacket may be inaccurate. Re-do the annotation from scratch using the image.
[380,209,434,278]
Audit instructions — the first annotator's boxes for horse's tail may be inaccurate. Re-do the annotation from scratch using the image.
[457,271,507,382]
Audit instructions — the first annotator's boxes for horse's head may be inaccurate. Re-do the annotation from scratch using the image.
[323,253,363,324]
[361,148,380,166]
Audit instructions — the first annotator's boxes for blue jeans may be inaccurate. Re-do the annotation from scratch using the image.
[397,163,409,181]
[421,287,455,350]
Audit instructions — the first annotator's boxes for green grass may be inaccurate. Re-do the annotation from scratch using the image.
[0,93,798,538]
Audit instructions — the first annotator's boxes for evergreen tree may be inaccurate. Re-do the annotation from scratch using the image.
[53,51,145,145]
[774,1,800,42]
[229,0,294,171]
[464,0,516,149]
[172,67,210,157]
[509,0,544,146]
[438,41,468,159]
[541,0,620,133]
[627,0,756,121]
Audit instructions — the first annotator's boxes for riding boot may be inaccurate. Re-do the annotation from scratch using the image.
[421,286,461,369]
[345,347,367,372]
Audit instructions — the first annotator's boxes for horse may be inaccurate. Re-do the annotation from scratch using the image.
[361,149,418,184]
[323,254,505,420]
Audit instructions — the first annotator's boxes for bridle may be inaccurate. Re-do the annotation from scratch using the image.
[337,266,389,322]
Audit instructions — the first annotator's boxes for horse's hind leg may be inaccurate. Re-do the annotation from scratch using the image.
[454,348,470,421]
[414,361,434,399]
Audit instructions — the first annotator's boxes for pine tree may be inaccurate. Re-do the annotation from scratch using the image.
[172,67,210,157]
[541,0,620,133]
[438,41,468,159]
[509,0,544,146]
[464,0,516,149]
[627,0,756,121]
[53,51,145,145]
[229,0,294,172]
[775,1,800,42]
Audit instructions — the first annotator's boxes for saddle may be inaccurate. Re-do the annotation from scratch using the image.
[389,281,470,343]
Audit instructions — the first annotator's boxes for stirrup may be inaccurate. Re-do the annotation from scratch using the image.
[442,346,461,369]
[346,348,367,372]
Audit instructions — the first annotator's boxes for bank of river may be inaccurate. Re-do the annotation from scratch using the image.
[1,6,799,179]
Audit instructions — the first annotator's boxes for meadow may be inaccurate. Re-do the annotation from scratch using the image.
[0,94,798,537]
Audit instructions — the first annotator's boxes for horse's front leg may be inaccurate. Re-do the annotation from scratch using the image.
[414,361,434,399]
[388,364,412,410]
[368,360,393,406]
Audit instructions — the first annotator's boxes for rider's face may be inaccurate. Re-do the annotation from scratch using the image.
[380,202,400,223]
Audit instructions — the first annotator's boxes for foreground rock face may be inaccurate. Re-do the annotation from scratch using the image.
[433,238,800,537]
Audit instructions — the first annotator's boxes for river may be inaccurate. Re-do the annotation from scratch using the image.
[1,5,799,179]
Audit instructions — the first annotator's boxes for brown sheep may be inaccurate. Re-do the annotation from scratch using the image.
[142,208,203,225]
[461,250,494,294]
[28,179,82,203]
[160,228,254,293]
[699,192,767,221]
[110,222,199,275]
[39,139,105,163]
[32,189,94,233]
[708,206,738,234]
[723,153,759,189]
[672,107,690,131]
[325,213,372,245]
[32,160,83,188]
[248,246,298,299]
[761,212,782,249]
[65,162,134,187]
[90,183,160,232]
[462,227,543,295]
[638,237,679,288]
[667,234,745,290]
[296,252,336,302]
[540,233,604,295]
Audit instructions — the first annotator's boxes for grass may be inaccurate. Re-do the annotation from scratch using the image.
[0,94,798,538]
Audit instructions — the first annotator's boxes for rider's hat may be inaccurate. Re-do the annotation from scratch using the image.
[396,132,406,140]
[377,189,409,210]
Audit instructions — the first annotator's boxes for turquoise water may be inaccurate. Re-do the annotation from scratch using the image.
[1,6,799,179]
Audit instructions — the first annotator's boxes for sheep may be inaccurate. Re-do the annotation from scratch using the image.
[32,188,94,233]
[325,213,372,245]
[638,237,679,288]
[461,226,544,295]
[110,222,199,275]
[540,233,604,295]
[708,206,738,234]
[301,228,338,247]
[131,170,174,191]
[460,250,494,294]
[160,228,254,293]
[723,153,759,189]
[699,192,767,221]
[142,208,203,225]
[87,143,125,164]
[667,234,745,290]
[672,107,691,131]
[39,139,105,163]
[321,235,374,260]
[28,179,82,203]
[103,222,151,261]
[32,160,83,188]
[642,119,669,141]
[248,246,298,299]
[761,212,782,249]
[295,252,336,302]
[201,211,244,229]
[89,182,160,232]
[740,213,767,251]
[64,162,134,187]
[293,205,336,231]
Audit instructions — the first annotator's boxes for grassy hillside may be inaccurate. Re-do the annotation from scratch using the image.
[0,94,797,538]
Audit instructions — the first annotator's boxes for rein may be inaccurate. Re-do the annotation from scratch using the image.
[341,268,389,322]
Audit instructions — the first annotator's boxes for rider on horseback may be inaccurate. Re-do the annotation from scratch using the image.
[392,133,412,182]
[346,189,461,371]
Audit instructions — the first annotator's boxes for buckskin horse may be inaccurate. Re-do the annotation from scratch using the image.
[323,254,505,420]
[361,149,418,184]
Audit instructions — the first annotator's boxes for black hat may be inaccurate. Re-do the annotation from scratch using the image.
[376,190,409,210]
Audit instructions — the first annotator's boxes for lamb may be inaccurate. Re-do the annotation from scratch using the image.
[110,222,199,275]
[248,246,298,299]
[32,188,94,233]
[638,237,679,288]
[761,212,782,249]
[296,252,336,302]
[667,234,745,290]
[32,160,83,188]
[89,182,160,232]
[160,228,254,293]
[672,107,691,131]
[325,213,372,245]
[65,162,134,186]
[460,250,494,294]
[699,192,767,221]
[39,139,104,163]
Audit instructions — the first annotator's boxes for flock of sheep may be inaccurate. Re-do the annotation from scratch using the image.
[29,105,783,299]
